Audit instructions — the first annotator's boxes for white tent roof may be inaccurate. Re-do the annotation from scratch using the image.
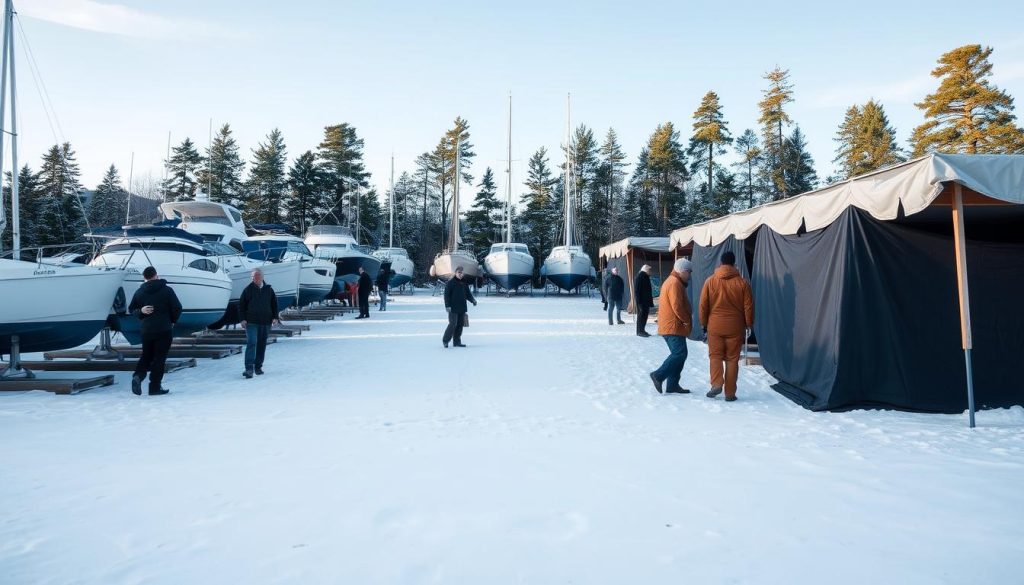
[599,237,671,260]
[670,154,1024,248]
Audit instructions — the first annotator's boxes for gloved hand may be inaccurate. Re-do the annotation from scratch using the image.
[472,300,477,306]
[446,307,451,313]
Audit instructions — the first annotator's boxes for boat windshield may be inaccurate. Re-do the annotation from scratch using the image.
[202,242,241,256]
[286,241,313,256]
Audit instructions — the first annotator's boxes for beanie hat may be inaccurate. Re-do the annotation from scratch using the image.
[674,258,692,273]
[641,264,652,272]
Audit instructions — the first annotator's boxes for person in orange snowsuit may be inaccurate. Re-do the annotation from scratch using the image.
[699,250,754,402]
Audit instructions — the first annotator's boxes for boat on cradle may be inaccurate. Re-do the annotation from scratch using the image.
[373,247,415,288]
[248,229,336,306]
[89,227,233,344]
[431,136,483,282]
[159,201,301,311]
[542,94,594,292]
[484,94,534,291]
[304,225,381,287]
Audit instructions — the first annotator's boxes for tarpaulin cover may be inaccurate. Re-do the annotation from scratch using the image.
[754,207,1024,412]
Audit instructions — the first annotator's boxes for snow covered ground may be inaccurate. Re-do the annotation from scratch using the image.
[2,293,1023,584]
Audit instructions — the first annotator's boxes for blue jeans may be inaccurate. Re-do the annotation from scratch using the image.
[654,335,689,390]
[379,290,387,310]
[245,323,270,370]
[607,299,622,324]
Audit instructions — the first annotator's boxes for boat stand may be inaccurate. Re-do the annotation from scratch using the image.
[1,335,34,379]
[1,335,115,394]
[87,328,124,361]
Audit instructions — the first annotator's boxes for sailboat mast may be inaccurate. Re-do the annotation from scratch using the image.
[564,93,572,248]
[506,94,513,244]
[0,0,19,256]
[451,136,461,251]
[389,153,395,248]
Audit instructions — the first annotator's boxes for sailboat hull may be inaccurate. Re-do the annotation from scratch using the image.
[432,251,482,281]
[484,251,534,290]
[542,248,593,292]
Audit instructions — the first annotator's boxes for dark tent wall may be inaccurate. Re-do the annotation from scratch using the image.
[687,235,750,341]
[754,207,1024,413]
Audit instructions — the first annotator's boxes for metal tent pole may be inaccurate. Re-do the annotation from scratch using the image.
[951,183,977,428]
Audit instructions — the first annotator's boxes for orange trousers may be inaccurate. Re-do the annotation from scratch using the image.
[708,332,743,398]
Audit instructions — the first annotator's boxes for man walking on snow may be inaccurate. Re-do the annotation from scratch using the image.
[604,266,625,325]
[649,258,693,394]
[442,266,477,348]
[699,250,754,402]
[129,266,181,396]
[355,267,372,319]
[239,268,280,379]
[634,264,654,337]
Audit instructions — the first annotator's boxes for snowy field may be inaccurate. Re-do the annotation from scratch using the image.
[2,293,1023,584]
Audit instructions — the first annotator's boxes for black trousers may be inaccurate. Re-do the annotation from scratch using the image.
[133,330,173,391]
[637,305,650,334]
[359,294,370,317]
[443,311,465,345]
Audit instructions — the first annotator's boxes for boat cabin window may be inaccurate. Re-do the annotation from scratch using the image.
[102,241,206,255]
[229,209,242,223]
[287,241,313,256]
[202,242,240,256]
[188,258,220,273]
[229,239,244,252]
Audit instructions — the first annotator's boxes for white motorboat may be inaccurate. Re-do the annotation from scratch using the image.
[304,225,381,286]
[373,247,415,288]
[89,227,233,344]
[248,232,337,306]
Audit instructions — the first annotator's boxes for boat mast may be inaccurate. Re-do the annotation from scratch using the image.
[389,153,395,248]
[450,136,461,251]
[506,93,512,244]
[564,93,572,248]
[0,0,19,256]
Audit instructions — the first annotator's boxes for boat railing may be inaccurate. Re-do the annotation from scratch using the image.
[0,242,100,267]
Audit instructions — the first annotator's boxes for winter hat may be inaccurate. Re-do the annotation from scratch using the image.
[674,258,692,273]
[641,264,652,272]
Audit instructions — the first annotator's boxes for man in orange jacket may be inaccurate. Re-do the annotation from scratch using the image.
[649,258,694,394]
[699,250,754,402]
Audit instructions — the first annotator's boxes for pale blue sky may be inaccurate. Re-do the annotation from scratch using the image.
[9,0,1024,208]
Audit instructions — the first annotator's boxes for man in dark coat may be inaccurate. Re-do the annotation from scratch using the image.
[634,264,654,337]
[239,268,280,379]
[442,266,477,348]
[129,266,182,396]
[355,267,372,319]
[375,262,391,312]
[604,266,626,326]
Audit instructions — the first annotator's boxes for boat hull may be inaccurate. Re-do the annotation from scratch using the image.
[542,250,593,292]
[432,251,482,281]
[484,251,534,290]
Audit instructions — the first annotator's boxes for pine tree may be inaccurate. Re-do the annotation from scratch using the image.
[833,100,905,180]
[2,166,42,251]
[758,67,794,199]
[644,122,688,233]
[243,129,288,224]
[89,164,128,228]
[594,128,629,242]
[732,129,762,208]
[163,138,203,201]
[37,143,86,246]
[285,151,322,235]
[519,147,559,273]
[783,126,818,196]
[196,123,245,205]
[624,148,656,235]
[464,167,502,252]
[911,45,1024,155]
[688,90,732,199]
[570,124,605,256]
[431,117,475,247]
[316,123,371,226]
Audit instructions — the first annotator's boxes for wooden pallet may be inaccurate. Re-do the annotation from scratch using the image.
[45,345,242,360]
[184,334,280,344]
[280,312,334,322]
[0,375,115,395]
[15,359,196,372]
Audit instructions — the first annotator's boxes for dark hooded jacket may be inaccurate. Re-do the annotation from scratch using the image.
[129,278,183,338]
[444,276,476,314]
[634,270,653,309]
[239,282,280,325]
[604,273,625,303]
[358,272,373,299]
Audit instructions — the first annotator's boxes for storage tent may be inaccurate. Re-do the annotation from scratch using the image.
[670,154,1024,417]
[598,237,672,312]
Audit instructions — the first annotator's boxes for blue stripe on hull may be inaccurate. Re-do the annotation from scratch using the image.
[113,310,228,345]
[334,256,382,283]
[489,273,532,290]
[0,320,108,354]
[389,274,413,288]
[298,287,332,307]
[548,273,589,291]
[277,293,297,312]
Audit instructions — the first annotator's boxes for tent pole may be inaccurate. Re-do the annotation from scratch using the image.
[952,183,976,428]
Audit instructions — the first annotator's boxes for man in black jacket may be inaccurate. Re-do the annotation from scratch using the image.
[129,266,182,396]
[239,268,280,379]
[442,266,477,348]
[355,267,372,319]
[634,264,654,337]
[604,266,626,325]
[375,263,391,312]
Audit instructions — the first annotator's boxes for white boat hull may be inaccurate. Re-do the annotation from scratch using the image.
[431,251,482,281]
[542,249,594,291]
[484,250,534,290]
[0,260,126,354]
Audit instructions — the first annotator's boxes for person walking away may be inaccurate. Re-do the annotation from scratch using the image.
[699,250,754,402]
[239,268,280,379]
[634,264,655,337]
[376,264,390,312]
[604,267,625,325]
[650,259,693,394]
[356,267,372,319]
[129,266,182,396]
[442,266,477,348]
